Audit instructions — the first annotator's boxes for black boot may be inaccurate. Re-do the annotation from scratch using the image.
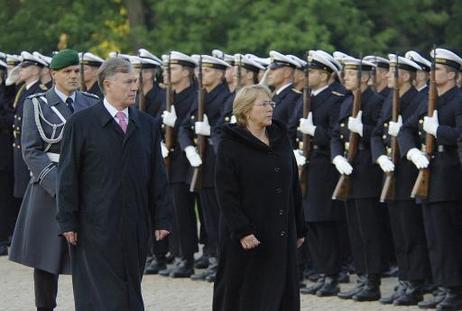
[337,275,366,299]
[144,256,167,275]
[393,281,424,306]
[436,287,462,311]
[0,245,7,256]
[194,254,209,269]
[37,308,53,311]
[337,270,350,284]
[191,257,217,281]
[380,280,408,304]
[418,287,447,309]
[301,276,325,295]
[316,276,339,297]
[353,274,381,302]
[170,258,194,278]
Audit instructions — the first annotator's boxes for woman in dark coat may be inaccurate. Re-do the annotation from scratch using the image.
[213,84,306,311]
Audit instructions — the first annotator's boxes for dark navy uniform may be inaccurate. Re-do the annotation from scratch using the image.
[12,80,47,198]
[145,82,165,123]
[401,86,462,288]
[331,87,384,276]
[371,87,431,285]
[87,81,103,99]
[178,82,231,260]
[272,84,301,125]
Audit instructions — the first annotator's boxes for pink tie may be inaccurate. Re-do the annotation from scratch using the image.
[116,111,127,133]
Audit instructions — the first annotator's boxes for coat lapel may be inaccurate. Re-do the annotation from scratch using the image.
[123,106,139,146]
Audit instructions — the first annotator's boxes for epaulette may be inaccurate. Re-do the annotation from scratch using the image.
[81,91,100,99]
[27,92,46,99]
[292,88,302,94]
[332,91,345,96]
[39,84,48,91]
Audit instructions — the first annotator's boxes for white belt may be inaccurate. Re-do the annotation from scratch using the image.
[46,152,60,163]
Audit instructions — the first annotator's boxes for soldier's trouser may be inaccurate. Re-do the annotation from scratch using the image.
[345,198,382,275]
[388,200,430,281]
[34,269,58,309]
[378,202,396,268]
[306,221,341,275]
[422,202,462,287]
[171,182,198,259]
[199,188,219,258]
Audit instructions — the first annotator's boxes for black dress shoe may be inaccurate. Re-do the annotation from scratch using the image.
[144,259,167,275]
[194,255,209,269]
[393,281,424,306]
[308,273,322,282]
[337,271,350,284]
[380,281,408,304]
[337,284,365,299]
[0,245,8,256]
[205,272,216,282]
[352,274,381,302]
[191,257,217,281]
[170,260,194,278]
[301,278,325,295]
[316,277,339,297]
[436,288,462,311]
[418,287,447,309]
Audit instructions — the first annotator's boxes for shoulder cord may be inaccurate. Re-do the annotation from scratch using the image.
[32,97,67,150]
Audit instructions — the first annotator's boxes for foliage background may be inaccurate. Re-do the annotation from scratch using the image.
[0,0,460,58]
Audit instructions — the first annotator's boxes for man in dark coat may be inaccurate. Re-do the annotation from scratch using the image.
[57,57,171,311]
[370,55,431,305]
[9,49,99,311]
[290,51,345,296]
[330,58,385,301]
[178,55,231,281]
[400,48,462,310]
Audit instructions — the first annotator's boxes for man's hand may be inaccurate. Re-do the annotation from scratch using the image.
[240,234,261,250]
[63,231,78,246]
[155,230,170,241]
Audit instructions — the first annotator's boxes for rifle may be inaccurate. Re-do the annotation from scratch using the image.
[236,54,242,91]
[370,55,377,92]
[164,52,175,169]
[189,56,206,192]
[80,52,87,92]
[380,53,400,202]
[300,52,311,197]
[137,52,146,112]
[332,56,363,201]
[411,46,437,199]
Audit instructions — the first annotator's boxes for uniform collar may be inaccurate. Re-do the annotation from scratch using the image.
[26,79,39,90]
[311,84,329,96]
[275,82,292,95]
[54,86,76,104]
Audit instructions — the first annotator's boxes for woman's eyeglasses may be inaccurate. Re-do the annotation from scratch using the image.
[255,101,276,109]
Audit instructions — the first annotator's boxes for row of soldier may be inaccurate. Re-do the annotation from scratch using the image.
[1,46,462,310]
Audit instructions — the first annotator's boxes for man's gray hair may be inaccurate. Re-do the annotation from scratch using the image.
[97,58,133,94]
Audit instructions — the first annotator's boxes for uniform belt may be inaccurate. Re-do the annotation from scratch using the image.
[46,152,60,163]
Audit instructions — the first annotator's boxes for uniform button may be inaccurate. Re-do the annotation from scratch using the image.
[12,143,16,147]
[340,135,344,139]
[18,117,21,121]
[191,126,194,129]
[340,123,345,127]
[419,119,423,124]
[275,187,282,193]
[279,210,284,215]
[274,167,280,172]
[280,231,286,237]
[225,117,230,122]
[382,135,387,140]
[191,116,195,120]
[418,131,422,136]
[384,123,388,128]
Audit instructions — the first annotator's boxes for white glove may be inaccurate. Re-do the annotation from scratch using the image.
[162,105,177,128]
[195,114,211,136]
[293,149,306,167]
[406,148,429,169]
[230,115,237,124]
[423,110,439,137]
[5,65,20,86]
[298,112,316,136]
[348,110,363,136]
[388,115,402,137]
[161,142,169,159]
[184,145,202,167]
[332,155,353,175]
[377,155,395,172]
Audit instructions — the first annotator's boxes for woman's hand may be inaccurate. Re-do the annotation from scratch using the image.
[240,234,261,250]
[296,237,305,248]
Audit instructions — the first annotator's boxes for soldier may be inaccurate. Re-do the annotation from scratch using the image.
[370,54,431,305]
[150,51,200,278]
[79,52,104,98]
[11,52,48,200]
[400,48,462,310]
[245,53,270,82]
[212,49,236,93]
[291,51,345,296]
[137,48,164,120]
[178,55,231,282]
[330,57,385,302]
[287,54,307,91]
[365,55,391,98]
[405,50,431,93]
[9,49,98,311]
[267,50,302,125]
[33,52,53,89]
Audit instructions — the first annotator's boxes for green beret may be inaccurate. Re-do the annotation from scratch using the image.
[50,49,79,70]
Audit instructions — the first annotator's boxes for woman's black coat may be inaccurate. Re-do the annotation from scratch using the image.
[213,120,306,311]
